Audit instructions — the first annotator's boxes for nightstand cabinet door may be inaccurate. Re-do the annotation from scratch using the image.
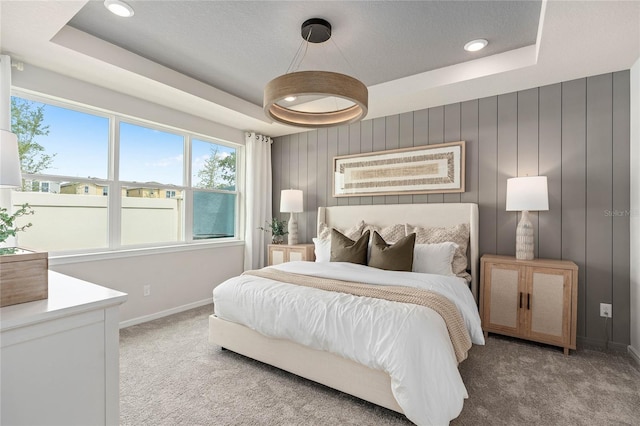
[527,267,572,346]
[288,246,308,262]
[483,262,524,335]
[269,246,287,265]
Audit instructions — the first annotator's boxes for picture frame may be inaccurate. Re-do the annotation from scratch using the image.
[333,141,465,197]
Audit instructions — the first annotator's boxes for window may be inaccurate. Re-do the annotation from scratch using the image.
[191,138,237,239]
[10,96,110,252]
[119,122,185,246]
[10,94,241,254]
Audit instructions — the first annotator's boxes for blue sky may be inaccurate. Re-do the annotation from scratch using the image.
[17,97,234,186]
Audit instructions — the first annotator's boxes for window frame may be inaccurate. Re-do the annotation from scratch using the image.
[10,90,244,260]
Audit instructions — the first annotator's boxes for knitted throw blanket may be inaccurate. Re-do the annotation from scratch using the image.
[243,268,472,364]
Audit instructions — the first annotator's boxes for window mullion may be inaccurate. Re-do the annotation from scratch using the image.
[184,135,192,241]
[237,145,245,242]
[109,117,121,249]
[184,189,193,241]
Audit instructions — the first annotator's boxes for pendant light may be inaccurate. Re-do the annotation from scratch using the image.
[264,18,368,128]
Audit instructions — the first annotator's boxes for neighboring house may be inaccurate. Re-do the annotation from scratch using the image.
[60,182,107,196]
[126,187,179,199]
[59,183,180,198]
[26,180,61,193]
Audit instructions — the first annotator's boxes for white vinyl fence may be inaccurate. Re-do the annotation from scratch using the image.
[12,192,181,252]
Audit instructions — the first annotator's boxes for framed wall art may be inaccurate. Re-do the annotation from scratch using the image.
[333,141,465,197]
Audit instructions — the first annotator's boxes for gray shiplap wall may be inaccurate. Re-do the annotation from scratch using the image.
[272,71,631,348]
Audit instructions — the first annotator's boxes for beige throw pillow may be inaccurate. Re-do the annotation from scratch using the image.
[330,229,370,265]
[405,223,471,281]
[318,220,364,241]
[363,223,406,243]
[368,231,416,272]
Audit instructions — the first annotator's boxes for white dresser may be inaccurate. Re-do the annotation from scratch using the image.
[0,271,127,426]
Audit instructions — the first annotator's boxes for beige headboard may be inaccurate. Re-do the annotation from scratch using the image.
[317,203,480,302]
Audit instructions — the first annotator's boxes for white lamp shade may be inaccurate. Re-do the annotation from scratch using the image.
[0,130,22,188]
[280,189,303,213]
[506,176,549,211]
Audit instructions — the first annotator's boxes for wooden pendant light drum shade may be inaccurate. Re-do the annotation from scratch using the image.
[264,71,368,128]
[263,18,368,128]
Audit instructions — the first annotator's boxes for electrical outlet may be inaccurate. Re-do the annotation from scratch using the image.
[600,303,612,318]
[143,284,151,297]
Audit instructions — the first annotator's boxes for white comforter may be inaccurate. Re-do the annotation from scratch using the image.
[213,261,484,425]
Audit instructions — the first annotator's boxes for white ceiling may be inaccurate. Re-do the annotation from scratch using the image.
[67,1,541,106]
[1,1,639,138]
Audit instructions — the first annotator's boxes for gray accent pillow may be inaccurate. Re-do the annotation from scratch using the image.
[330,229,370,265]
[368,231,416,272]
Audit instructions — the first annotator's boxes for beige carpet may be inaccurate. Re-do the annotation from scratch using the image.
[120,304,640,425]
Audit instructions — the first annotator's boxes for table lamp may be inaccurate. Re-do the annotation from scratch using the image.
[0,129,22,188]
[506,176,549,260]
[280,189,303,245]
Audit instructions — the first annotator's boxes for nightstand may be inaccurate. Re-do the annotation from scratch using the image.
[479,254,578,355]
[268,243,315,266]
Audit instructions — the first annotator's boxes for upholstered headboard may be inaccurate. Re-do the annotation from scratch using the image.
[317,203,480,301]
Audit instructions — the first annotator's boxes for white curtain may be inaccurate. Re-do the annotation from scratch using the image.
[244,132,272,270]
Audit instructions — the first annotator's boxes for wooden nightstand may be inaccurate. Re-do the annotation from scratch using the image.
[268,243,315,266]
[479,254,578,355]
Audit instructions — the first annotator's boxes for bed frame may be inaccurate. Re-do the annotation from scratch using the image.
[209,203,479,415]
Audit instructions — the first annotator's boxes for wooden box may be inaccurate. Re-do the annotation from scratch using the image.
[0,249,48,307]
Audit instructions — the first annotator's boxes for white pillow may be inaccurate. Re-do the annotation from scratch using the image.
[406,223,470,281]
[412,242,458,276]
[312,237,331,262]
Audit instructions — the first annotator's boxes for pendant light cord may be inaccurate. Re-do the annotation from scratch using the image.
[286,27,313,74]
[285,25,359,79]
[330,36,361,80]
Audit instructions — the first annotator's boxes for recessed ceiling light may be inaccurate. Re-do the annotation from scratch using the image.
[104,0,134,18]
[464,39,488,52]
[284,96,297,102]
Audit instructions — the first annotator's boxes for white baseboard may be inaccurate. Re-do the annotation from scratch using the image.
[119,298,213,329]
[629,345,640,366]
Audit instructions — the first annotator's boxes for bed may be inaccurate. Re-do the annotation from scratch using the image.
[209,203,483,425]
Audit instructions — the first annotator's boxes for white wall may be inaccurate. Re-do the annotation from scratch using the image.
[10,64,247,325]
[51,244,243,325]
[630,57,640,363]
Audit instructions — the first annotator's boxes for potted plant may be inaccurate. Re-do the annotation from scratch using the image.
[0,203,48,308]
[0,203,34,255]
[259,218,288,244]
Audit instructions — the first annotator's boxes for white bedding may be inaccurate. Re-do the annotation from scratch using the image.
[213,261,484,425]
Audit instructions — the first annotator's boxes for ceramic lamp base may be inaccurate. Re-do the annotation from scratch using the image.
[515,210,534,260]
[288,212,298,245]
